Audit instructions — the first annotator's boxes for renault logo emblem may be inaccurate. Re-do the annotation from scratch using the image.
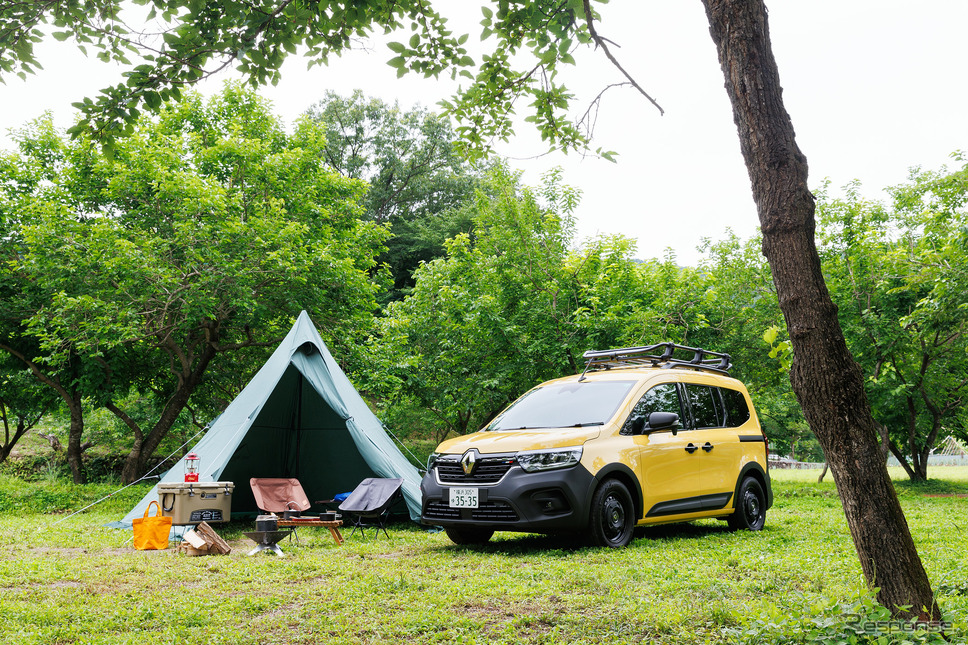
[461,450,478,476]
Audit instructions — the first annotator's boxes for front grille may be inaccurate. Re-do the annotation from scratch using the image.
[471,500,518,521]
[423,500,520,522]
[423,501,461,520]
[435,456,516,484]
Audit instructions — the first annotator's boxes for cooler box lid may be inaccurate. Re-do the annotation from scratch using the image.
[158,481,235,492]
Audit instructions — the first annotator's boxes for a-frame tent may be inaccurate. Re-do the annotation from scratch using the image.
[117,311,422,526]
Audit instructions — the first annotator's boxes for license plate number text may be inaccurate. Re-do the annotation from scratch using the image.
[449,488,479,508]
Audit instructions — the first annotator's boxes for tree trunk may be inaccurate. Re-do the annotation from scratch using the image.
[113,341,218,483]
[701,0,939,621]
[120,441,144,484]
[121,388,193,483]
[107,401,147,484]
[888,440,919,481]
[65,393,85,484]
[874,421,891,462]
[905,396,928,481]
[0,343,88,482]
[0,405,27,465]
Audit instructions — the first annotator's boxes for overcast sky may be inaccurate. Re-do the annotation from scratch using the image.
[2,1,966,265]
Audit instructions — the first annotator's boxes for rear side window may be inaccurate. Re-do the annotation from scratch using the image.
[685,384,721,429]
[720,388,751,427]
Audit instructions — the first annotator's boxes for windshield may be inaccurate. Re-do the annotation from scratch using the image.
[486,381,636,431]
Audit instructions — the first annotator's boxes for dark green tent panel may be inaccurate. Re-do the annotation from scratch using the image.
[217,364,381,515]
[117,311,422,525]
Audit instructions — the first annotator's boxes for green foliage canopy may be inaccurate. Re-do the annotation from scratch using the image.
[371,165,585,439]
[369,165,795,444]
[0,1,656,160]
[0,84,387,481]
[305,90,483,300]
[817,154,968,480]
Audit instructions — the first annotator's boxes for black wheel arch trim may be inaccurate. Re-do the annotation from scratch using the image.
[588,463,644,521]
[735,462,773,510]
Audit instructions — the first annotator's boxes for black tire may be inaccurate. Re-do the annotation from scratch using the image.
[589,479,635,548]
[727,476,766,531]
[445,527,494,545]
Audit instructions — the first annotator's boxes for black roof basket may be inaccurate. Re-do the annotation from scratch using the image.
[578,343,732,381]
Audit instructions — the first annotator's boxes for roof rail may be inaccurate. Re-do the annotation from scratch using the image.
[578,343,732,381]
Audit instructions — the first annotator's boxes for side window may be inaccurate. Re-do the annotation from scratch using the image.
[720,388,751,427]
[685,384,720,429]
[621,383,682,434]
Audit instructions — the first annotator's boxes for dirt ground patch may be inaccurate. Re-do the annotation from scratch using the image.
[459,596,565,635]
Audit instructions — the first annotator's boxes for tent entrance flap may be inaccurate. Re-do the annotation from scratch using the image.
[219,365,378,515]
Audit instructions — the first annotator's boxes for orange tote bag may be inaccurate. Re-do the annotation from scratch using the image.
[132,501,172,550]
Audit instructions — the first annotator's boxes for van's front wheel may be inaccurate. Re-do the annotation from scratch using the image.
[589,479,635,548]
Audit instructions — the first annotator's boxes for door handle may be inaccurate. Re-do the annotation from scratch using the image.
[702,442,714,452]
[685,443,698,454]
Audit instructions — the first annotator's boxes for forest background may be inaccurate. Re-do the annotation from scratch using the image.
[2,84,966,488]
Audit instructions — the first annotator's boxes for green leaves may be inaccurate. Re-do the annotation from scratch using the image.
[763,326,793,372]
[0,84,387,473]
[0,1,633,161]
[369,165,587,436]
[816,156,968,478]
[303,90,482,302]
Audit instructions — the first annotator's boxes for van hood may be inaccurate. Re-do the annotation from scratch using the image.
[435,427,602,455]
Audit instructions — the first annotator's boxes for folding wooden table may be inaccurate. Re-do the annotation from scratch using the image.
[277,518,344,545]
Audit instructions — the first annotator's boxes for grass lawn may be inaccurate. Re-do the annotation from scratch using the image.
[0,468,965,644]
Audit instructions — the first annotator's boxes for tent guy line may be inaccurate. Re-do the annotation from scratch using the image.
[53,424,210,525]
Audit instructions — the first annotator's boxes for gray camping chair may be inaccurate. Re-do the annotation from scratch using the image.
[338,478,404,539]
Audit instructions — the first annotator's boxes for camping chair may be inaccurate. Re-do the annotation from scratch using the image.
[250,478,316,545]
[338,478,404,539]
[249,478,312,516]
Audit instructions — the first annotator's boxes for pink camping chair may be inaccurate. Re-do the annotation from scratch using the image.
[249,478,312,517]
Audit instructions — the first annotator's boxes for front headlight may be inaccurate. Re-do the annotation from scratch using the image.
[516,447,583,472]
[426,452,440,471]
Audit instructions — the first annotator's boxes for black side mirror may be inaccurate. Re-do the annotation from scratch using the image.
[647,412,680,435]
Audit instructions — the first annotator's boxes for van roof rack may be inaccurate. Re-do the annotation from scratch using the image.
[579,343,732,381]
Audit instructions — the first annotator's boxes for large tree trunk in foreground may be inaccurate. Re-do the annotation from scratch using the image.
[701,0,939,621]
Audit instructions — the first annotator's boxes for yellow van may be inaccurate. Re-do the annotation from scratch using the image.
[421,343,772,547]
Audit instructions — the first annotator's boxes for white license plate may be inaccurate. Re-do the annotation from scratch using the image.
[449,488,479,509]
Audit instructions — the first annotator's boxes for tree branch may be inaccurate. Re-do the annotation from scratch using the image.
[581,0,664,116]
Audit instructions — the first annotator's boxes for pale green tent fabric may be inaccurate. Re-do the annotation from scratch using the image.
[116,311,422,525]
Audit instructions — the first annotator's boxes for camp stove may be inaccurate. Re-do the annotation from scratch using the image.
[245,515,292,556]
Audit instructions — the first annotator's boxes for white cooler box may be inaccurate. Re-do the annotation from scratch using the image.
[158,482,235,525]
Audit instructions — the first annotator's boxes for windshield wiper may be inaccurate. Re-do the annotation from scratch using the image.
[491,422,604,431]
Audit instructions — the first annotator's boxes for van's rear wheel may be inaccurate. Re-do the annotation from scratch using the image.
[727,476,766,531]
[589,479,635,548]
[445,527,494,545]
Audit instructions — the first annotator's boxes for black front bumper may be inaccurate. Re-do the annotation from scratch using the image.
[420,462,597,533]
